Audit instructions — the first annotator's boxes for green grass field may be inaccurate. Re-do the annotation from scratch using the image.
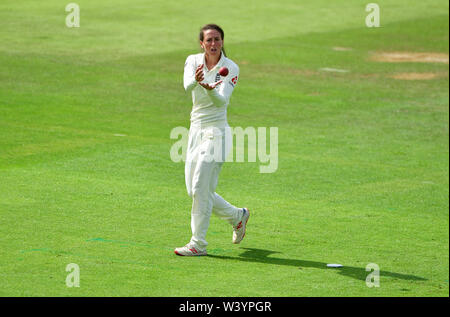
[0,0,448,297]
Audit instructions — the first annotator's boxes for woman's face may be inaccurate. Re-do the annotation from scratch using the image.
[200,29,223,58]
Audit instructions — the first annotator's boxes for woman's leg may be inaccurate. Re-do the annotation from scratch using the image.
[212,193,242,226]
[188,154,222,250]
[187,126,224,250]
[211,126,241,226]
[186,126,241,249]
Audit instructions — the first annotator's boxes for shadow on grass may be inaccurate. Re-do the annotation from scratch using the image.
[208,248,427,282]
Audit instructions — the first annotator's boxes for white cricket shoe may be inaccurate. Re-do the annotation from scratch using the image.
[233,208,250,244]
[174,244,207,256]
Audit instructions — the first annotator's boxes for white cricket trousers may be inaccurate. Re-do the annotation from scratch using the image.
[185,123,241,250]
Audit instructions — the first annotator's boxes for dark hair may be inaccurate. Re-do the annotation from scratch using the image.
[199,24,227,57]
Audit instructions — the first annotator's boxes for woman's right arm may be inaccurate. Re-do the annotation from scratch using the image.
[183,55,197,93]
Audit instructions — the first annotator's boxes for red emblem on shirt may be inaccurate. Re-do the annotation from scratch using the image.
[231,76,238,85]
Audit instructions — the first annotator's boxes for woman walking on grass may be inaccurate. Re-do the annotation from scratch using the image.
[174,24,250,256]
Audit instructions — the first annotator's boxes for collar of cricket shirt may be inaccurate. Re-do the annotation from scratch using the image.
[202,51,225,73]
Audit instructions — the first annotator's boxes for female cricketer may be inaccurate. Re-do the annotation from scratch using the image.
[174,24,250,256]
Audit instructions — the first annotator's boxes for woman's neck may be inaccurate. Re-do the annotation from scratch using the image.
[205,52,221,70]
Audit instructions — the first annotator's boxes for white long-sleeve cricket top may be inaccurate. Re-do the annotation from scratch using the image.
[183,52,239,127]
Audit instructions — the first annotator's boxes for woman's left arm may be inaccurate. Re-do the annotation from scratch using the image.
[201,66,239,107]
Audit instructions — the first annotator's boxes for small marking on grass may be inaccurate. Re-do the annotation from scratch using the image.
[319,67,350,73]
[20,248,51,254]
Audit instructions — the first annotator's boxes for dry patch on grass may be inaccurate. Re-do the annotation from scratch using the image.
[332,47,353,51]
[388,73,438,80]
[370,52,449,63]
[388,72,440,80]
